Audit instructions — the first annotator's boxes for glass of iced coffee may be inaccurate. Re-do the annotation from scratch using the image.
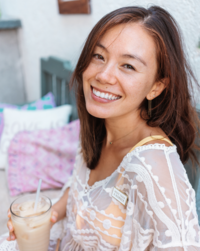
[10,194,52,251]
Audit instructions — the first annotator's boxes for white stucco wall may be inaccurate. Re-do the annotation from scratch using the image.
[0,0,200,102]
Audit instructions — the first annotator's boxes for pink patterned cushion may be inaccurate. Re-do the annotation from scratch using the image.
[7,120,80,196]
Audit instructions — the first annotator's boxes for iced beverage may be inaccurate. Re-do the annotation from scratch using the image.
[10,194,52,251]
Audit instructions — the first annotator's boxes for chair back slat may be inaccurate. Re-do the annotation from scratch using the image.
[41,56,78,120]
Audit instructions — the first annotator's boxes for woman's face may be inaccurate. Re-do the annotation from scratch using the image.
[82,22,158,120]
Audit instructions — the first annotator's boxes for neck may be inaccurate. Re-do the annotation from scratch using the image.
[105,111,146,148]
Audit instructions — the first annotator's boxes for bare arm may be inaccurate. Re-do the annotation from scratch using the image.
[51,187,70,222]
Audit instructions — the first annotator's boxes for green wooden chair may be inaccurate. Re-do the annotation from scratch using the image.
[41,56,78,121]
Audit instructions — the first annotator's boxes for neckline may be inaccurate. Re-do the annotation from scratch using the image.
[129,135,173,153]
[84,143,176,192]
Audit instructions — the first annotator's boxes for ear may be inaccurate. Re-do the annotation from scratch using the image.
[146,78,169,100]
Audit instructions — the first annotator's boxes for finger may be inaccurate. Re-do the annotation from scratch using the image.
[52,211,58,218]
[6,231,16,241]
[7,220,13,232]
[51,211,58,223]
[10,233,16,240]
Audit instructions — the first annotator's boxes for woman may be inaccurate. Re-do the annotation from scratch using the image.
[5,5,200,251]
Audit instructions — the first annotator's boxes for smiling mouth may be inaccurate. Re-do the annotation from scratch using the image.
[91,87,122,101]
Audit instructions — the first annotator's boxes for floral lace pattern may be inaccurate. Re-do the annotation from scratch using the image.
[0,234,18,251]
[1,144,200,251]
[58,144,200,250]
[0,234,58,251]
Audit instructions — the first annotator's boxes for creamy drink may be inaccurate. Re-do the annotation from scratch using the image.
[10,194,52,251]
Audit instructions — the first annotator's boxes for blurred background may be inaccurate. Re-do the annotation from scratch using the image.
[0,0,199,104]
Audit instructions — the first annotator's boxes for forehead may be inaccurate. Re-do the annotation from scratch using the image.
[97,23,157,65]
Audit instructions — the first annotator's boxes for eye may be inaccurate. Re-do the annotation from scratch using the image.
[93,54,104,60]
[123,64,135,70]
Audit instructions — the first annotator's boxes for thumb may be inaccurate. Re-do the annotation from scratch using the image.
[50,211,58,227]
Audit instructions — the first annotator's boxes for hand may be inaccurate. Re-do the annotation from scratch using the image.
[50,209,58,227]
[7,209,16,241]
[6,208,58,241]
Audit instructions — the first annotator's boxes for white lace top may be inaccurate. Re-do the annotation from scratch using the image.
[1,144,200,251]
[53,143,200,251]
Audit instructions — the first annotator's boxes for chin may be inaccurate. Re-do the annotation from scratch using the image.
[86,104,110,119]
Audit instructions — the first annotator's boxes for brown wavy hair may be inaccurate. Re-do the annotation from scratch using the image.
[71,6,200,170]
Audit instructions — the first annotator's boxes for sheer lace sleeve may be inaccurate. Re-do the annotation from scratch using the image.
[121,145,200,251]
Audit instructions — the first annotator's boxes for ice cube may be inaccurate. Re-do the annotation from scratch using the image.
[13,211,21,216]
[19,201,34,211]
[12,204,20,214]
[27,215,49,229]
[36,198,46,210]
[22,233,29,240]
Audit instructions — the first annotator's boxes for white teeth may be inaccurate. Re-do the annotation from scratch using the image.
[100,93,105,98]
[92,87,120,100]
[108,94,112,100]
[105,93,109,99]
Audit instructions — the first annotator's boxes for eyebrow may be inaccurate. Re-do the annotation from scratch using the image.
[96,42,108,52]
[121,54,147,66]
[96,42,147,67]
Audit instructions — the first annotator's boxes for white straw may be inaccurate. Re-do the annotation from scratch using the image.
[34,179,42,211]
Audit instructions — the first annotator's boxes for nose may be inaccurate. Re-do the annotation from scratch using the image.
[95,64,117,85]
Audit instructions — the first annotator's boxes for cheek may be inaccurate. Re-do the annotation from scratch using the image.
[123,76,150,101]
[82,69,91,94]
[82,64,96,87]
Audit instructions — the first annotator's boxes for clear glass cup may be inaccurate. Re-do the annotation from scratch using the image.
[10,194,52,251]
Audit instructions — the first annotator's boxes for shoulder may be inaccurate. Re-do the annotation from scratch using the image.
[122,144,189,201]
[122,143,193,216]
[143,139,172,147]
[124,143,179,174]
